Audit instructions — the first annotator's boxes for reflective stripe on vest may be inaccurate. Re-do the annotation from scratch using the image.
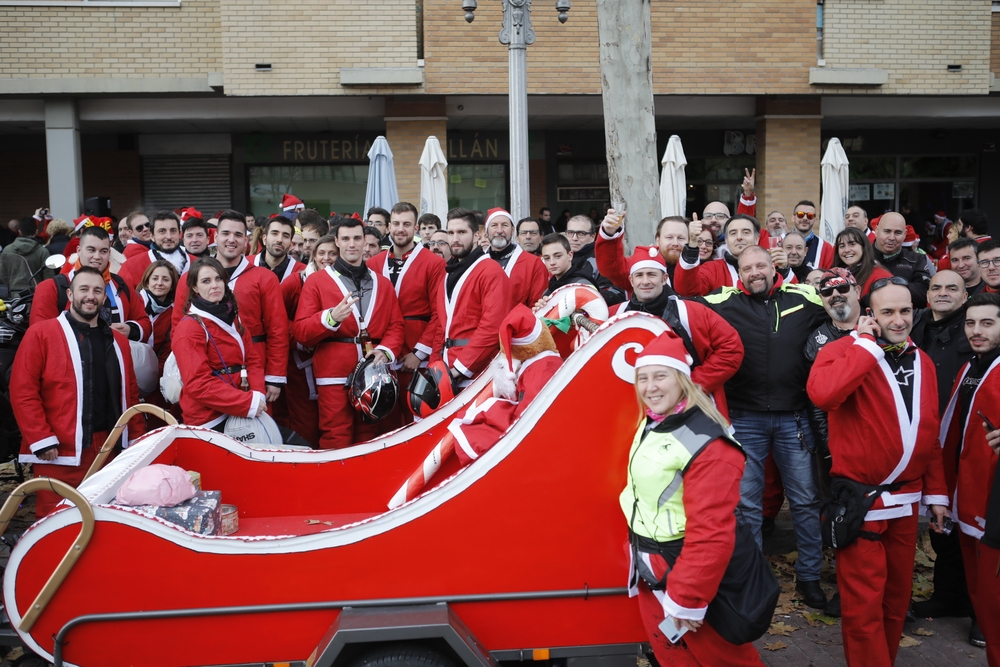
[621,424,716,543]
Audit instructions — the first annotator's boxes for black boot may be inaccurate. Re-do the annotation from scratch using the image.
[823,591,841,618]
[912,529,973,618]
[796,580,827,610]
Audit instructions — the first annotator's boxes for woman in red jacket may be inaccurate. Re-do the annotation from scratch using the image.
[623,332,764,667]
[833,227,892,299]
[137,259,180,424]
[172,258,266,428]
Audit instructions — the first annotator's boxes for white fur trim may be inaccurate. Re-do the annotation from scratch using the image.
[629,259,667,276]
[662,590,708,621]
[485,209,512,227]
[634,355,691,377]
[511,318,543,346]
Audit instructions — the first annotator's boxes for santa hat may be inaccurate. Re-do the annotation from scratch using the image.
[635,331,693,377]
[904,225,919,247]
[485,208,513,227]
[281,193,305,212]
[499,305,543,373]
[178,206,203,222]
[935,210,948,221]
[628,246,667,276]
[73,214,92,232]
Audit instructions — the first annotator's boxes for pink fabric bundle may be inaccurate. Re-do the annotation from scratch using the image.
[115,465,198,507]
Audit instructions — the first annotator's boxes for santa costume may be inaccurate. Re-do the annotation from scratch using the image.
[484,208,548,309]
[431,248,512,387]
[12,312,144,516]
[808,333,947,667]
[610,249,743,417]
[293,262,405,449]
[449,306,562,464]
[940,350,1000,667]
[623,332,763,667]
[280,193,305,221]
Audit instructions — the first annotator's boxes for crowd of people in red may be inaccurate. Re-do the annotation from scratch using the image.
[2,172,999,667]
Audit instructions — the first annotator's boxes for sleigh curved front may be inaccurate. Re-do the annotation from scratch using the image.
[4,313,669,667]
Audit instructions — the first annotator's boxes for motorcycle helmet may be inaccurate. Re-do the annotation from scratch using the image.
[224,412,283,445]
[348,356,398,423]
[406,360,455,419]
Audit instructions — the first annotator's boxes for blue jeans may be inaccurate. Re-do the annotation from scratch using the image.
[731,409,823,582]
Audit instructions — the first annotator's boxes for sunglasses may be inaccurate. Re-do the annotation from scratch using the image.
[869,276,909,293]
[132,223,150,232]
[819,283,852,297]
[795,211,816,220]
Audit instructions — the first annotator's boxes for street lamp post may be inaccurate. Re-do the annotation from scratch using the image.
[462,0,570,223]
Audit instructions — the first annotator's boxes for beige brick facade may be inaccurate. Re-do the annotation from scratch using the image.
[992,12,1000,75]
[820,0,991,94]
[755,100,822,219]
[386,119,448,206]
[0,1,222,78]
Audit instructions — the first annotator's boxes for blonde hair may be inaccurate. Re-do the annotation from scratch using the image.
[44,218,73,239]
[633,367,730,432]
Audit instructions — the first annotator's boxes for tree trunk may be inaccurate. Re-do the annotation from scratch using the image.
[596,0,659,253]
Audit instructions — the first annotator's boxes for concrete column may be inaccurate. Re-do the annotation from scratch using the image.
[385,96,448,208]
[44,99,84,222]
[755,97,822,220]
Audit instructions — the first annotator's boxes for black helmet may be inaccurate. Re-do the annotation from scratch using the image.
[406,360,455,419]
[348,357,398,423]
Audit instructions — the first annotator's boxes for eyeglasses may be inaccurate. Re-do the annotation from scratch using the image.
[795,211,816,220]
[519,230,540,237]
[564,230,594,238]
[979,258,1000,268]
[819,283,853,297]
[702,212,729,221]
[132,223,150,232]
[869,276,909,293]
[696,239,715,247]
[428,241,449,248]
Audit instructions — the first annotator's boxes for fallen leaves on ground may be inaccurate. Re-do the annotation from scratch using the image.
[914,546,935,568]
[763,641,788,651]
[911,573,934,599]
[768,621,797,636]
[802,611,838,626]
[899,634,922,648]
[912,627,935,637]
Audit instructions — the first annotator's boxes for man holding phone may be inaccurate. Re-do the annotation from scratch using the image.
[940,291,1000,662]
[808,277,949,667]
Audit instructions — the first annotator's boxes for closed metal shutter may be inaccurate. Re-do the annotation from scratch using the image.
[141,155,232,213]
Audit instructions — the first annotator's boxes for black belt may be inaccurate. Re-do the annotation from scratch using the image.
[331,336,382,345]
[444,338,470,348]
[212,364,244,377]
[404,315,431,322]
[251,334,267,343]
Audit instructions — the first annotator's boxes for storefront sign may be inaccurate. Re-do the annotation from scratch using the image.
[873,183,894,200]
[447,132,509,161]
[243,134,380,163]
[849,184,871,201]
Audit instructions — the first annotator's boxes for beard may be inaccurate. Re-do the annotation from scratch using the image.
[829,299,852,323]
[490,236,510,250]
[663,248,681,265]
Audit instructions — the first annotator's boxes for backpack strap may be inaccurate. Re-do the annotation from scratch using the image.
[54,273,70,313]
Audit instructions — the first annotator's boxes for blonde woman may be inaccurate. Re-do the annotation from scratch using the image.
[623,331,766,666]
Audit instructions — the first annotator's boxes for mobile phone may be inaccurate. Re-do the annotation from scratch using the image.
[978,411,997,433]
[866,307,874,318]
[658,615,689,644]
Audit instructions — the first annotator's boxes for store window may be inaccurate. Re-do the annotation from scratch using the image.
[848,155,977,225]
[248,165,368,218]
[686,156,757,216]
[555,162,610,221]
[447,163,507,212]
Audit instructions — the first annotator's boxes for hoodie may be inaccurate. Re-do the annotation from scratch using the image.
[0,236,53,296]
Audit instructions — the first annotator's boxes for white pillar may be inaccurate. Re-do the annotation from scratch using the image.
[44,99,84,222]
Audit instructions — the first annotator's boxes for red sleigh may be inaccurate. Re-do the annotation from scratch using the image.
[2,305,672,667]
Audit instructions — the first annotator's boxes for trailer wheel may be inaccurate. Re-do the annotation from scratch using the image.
[12,653,52,667]
[349,643,457,667]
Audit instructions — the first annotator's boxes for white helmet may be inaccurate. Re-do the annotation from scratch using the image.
[160,352,183,404]
[223,412,283,445]
[129,341,159,395]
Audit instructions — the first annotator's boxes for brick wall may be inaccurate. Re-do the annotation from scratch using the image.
[755,116,821,220]
[220,0,423,95]
[993,12,1000,75]
[0,0,222,78]
[821,0,991,94]
[386,119,448,206]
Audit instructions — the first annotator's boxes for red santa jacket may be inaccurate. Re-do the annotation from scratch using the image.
[117,247,194,291]
[173,257,289,385]
[431,254,513,380]
[673,255,741,297]
[30,270,152,342]
[123,241,150,260]
[502,246,548,309]
[807,235,836,271]
[172,305,266,428]
[293,265,405,386]
[12,312,144,465]
[367,243,445,363]
[808,333,948,521]
[610,297,743,416]
[139,290,173,371]
[450,351,562,464]
[594,196,758,291]
[250,253,307,319]
[939,355,1000,540]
